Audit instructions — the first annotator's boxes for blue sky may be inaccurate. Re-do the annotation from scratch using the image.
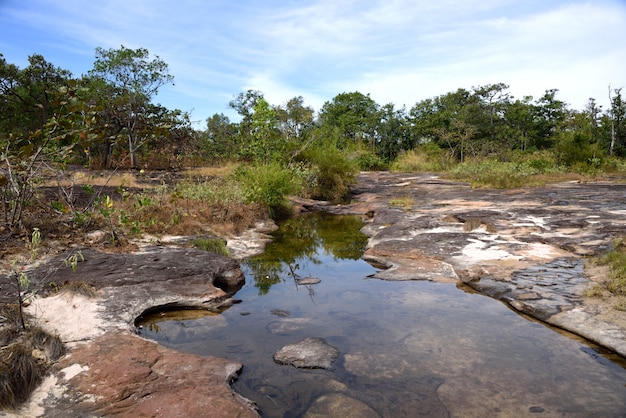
[1,0,625,126]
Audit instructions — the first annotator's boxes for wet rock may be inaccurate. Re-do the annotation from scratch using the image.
[331,172,626,358]
[274,337,339,369]
[271,309,290,317]
[296,277,322,285]
[303,393,381,418]
[267,318,311,335]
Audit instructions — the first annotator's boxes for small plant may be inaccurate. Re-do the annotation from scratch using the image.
[63,250,84,272]
[29,228,41,261]
[98,194,120,242]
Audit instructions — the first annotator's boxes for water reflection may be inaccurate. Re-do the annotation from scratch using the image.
[243,212,368,294]
[139,212,626,417]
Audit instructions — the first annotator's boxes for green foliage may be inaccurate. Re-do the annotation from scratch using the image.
[447,153,566,188]
[234,162,302,214]
[192,237,230,256]
[599,240,626,296]
[300,143,358,202]
[554,130,604,174]
[63,250,84,272]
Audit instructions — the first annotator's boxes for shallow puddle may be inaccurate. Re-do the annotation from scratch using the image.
[139,212,626,417]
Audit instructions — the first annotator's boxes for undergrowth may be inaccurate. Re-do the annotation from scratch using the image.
[586,237,626,311]
[0,305,65,411]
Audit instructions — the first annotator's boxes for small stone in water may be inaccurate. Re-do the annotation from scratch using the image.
[271,309,290,317]
[296,277,321,285]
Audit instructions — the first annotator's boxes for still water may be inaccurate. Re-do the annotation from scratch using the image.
[139,212,626,417]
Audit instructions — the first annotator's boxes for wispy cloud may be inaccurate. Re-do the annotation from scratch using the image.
[1,0,624,121]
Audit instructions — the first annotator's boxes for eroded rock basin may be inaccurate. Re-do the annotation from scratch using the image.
[140,210,626,417]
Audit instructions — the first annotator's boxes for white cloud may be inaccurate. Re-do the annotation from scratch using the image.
[1,0,624,119]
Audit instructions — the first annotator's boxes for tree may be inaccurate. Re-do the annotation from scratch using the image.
[88,45,174,168]
[408,88,473,158]
[377,103,411,162]
[504,96,536,151]
[275,96,314,141]
[472,83,512,144]
[608,87,626,157]
[1,83,95,230]
[0,53,73,135]
[318,92,380,149]
[204,113,237,161]
[534,89,568,149]
[247,98,282,163]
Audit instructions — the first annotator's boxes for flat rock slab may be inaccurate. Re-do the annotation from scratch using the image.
[274,337,340,369]
[50,333,258,417]
[7,245,258,417]
[331,172,626,358]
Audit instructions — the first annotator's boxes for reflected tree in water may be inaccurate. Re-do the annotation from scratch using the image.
[243,213,368,294]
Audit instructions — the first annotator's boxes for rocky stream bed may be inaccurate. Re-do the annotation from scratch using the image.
[4,171,626,417]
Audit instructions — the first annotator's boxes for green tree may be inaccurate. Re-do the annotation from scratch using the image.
[247,98,282,163]
[318,91,380,150]
[377,103,411,162]
[504,96,536,151]
[0,53,73,135]
[534,88,568,149]
[204,113,237,161]
[88,45,174,168]
[275,96,314,141]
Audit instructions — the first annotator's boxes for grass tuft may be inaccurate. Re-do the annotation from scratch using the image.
[192,237,230,256]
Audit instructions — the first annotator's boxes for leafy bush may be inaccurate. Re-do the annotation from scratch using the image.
[234,162,302,215]
[300,144,358,202]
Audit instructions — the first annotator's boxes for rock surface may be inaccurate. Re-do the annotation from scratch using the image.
[3,245,259,417]
[303,393,381,418]
[329,172,626,357]
[6,171,626,416]
[273,337,340,369]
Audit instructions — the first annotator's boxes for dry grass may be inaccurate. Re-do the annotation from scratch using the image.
[182,163,239,178]
[0,304,65,411]
[389,197,415,210]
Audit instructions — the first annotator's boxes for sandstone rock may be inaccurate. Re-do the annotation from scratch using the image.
[274,337,339,369]
[54,333,259,417]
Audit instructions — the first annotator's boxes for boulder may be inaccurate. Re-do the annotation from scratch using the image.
[274,337,339,369]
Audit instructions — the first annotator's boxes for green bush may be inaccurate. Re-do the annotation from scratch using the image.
[301,144,358,202]
[234,162,302,213]
[192,237,230,256]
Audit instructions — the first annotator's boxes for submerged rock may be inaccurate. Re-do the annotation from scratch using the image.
[274,337,340,369]
[296,277,322,285]
[304,393,381,418]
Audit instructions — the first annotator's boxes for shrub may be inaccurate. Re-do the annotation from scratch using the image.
[300,144,358,202]
[391,143,453,172]
[234,162,302,216]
